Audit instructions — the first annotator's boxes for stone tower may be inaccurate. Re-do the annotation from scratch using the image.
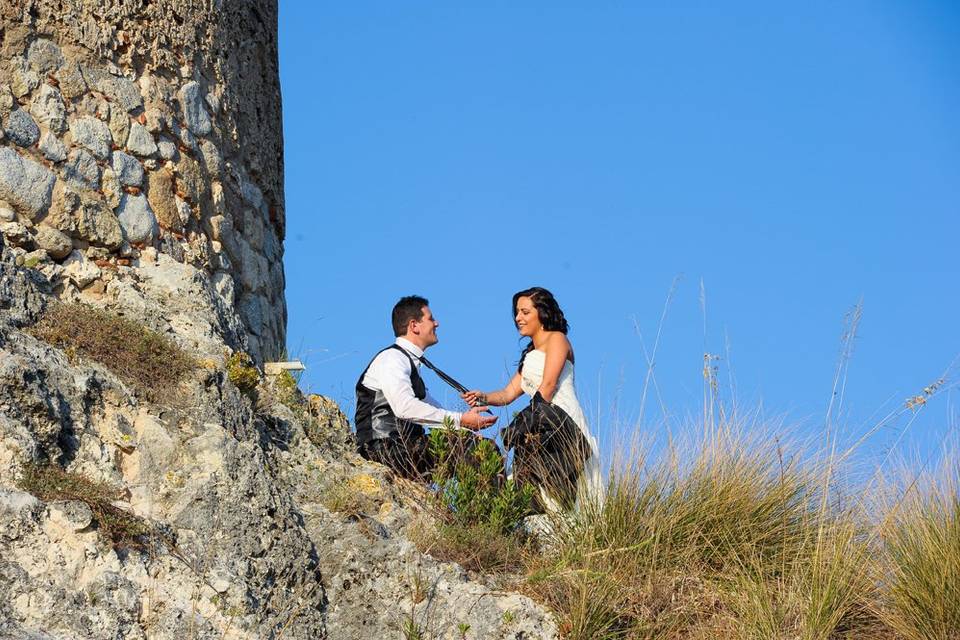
[0,0,286,361]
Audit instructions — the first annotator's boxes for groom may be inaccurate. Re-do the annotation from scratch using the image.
[354,295,497,479]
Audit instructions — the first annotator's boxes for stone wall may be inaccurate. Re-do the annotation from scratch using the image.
[0,0,286,361]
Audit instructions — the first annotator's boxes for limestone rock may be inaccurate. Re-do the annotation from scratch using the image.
[69,116,112,160]
[30,84,67,134]
[175,195,192,226]
[56,61,87,99]
[0,147,56,220]
[205,91,221,114]
[237,237,266,292]
[116,193,157,244]
[0,221,32,248]
[10,56,40,98]
[38,131,67,162]
[26,39,64,75]
[32,225,71,260]
[240,177,264,210]
[61,249,101,287]
[238,292,266,336]
[175,154,205,205]
[111,151,143,187]
[63,148,100,190]
[157,137,178,161]
[164,123,193,158]
[212,270,235,305]
[144,107,166,133]
[108,104,130,148]
[42,182,79,233]
[125,122,157,157]
[101,167,122,209]
[76,198,124,249]
[200,139,223,177]
[4,109,40,147]
[0,86,14,120]
[146,168,179,231]
[47,500,93,532]
[82,67,143,113]
[243,209,265,250]
[178,81,212,136]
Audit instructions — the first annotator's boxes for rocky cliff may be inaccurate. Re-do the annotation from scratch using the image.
[0,2,557,639]
[0,239,557,639]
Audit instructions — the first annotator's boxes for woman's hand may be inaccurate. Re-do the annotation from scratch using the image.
[461,390,487,407]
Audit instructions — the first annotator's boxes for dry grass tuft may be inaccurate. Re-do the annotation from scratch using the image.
[28,303,196,404]
[877,453,960,640]
[523,419,885,639]
[18,462,158,551]
[410,518,531,575]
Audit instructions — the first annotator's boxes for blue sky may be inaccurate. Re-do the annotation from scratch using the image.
[278,2,959,466]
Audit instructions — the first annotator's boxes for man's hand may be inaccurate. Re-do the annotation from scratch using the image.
[460,406,497,431]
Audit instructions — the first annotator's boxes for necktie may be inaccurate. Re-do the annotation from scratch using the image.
[417,354,469,395]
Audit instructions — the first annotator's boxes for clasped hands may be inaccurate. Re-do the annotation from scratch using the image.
[458,391,496,431]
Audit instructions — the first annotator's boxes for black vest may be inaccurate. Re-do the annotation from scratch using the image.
[354,344,427,446]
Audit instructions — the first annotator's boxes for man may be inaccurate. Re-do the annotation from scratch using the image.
[354,295,497,479]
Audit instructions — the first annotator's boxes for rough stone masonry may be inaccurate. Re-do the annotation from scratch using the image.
[0,0,286,362]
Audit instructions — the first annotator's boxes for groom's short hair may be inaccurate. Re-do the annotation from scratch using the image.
[392,295,429,337]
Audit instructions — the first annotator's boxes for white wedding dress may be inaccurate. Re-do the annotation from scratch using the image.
[519,350,604,513]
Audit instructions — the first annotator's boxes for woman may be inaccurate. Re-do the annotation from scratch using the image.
[464,287,603,513]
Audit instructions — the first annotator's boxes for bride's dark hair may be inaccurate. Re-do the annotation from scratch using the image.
[513,287,569,372]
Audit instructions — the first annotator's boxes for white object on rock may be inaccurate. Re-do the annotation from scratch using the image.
[264,361,305,376]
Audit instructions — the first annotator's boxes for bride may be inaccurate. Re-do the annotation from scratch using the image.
[464,287,603,513]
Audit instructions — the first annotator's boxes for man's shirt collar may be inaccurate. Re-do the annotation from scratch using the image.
[395,337,423,360]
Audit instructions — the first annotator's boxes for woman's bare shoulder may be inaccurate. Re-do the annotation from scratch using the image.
[544,331,572,351]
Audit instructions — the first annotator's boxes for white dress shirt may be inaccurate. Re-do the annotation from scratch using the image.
[360,337,462,428]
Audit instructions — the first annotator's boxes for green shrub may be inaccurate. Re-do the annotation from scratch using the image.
[28,303,196,404]
[428,427,534,535]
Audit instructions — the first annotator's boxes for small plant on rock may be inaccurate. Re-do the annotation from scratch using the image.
[274,368,300,410]
[226,351,259,392]
[401,615,424,640]
[17,462,158,551]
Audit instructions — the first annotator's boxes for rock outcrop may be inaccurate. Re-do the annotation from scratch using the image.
[0,236,558,639]
[0,2,558,638]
